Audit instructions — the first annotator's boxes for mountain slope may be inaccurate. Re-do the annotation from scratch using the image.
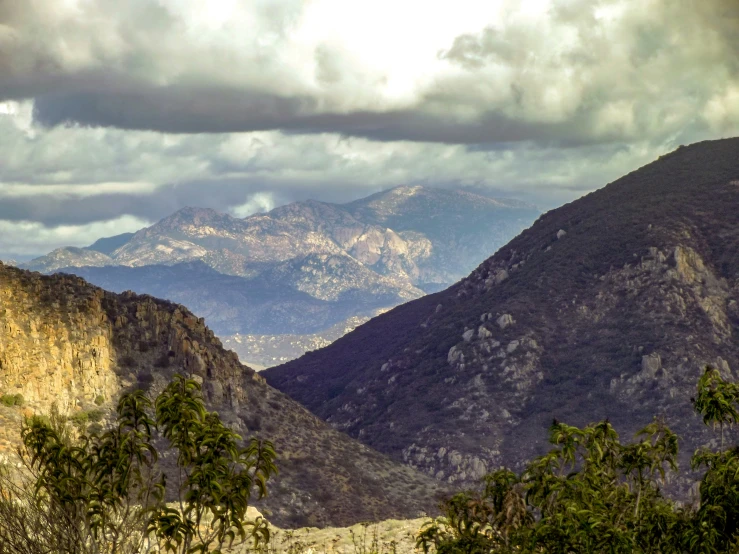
[87,232,136,255]
[58,261,390,335]
[22,247,114,273]
[345,186,537,286]
[265,138,739,489]
[0,263,447,527]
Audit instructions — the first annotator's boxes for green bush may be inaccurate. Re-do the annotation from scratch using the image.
[86,409,104,423]
[1,393,24,407]
[94,395,105,406]
[0,374,277,554]
[68,409,105,427]
[418,367,739,554]
[68,411,89,426]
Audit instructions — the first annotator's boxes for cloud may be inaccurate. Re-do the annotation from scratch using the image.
[1,0,738,254]
[0,215,149,256]
[231,192,277,217]
[0,100,668,224]
[0,0,735,145]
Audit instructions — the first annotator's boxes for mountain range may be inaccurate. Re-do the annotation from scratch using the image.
[22,186,539,366]
[0,262,447,527]
[264,138,739,491]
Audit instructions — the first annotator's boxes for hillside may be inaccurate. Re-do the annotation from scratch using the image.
[0,263,447,527]
[265,138,739,489]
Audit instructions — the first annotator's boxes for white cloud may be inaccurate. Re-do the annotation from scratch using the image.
[0,215,149,255]
[0,0,734,143]
[230,192,276,217]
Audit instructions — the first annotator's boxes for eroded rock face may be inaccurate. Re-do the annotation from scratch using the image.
[0,263,448,528]
[0,268,248,415]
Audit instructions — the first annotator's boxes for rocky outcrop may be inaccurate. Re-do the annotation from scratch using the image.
[0,263,447,527]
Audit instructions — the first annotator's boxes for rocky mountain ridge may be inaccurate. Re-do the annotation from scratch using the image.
[0,262,447,527]
[265,138,739,491]
[26,186,538,289]
[23,186,538,365]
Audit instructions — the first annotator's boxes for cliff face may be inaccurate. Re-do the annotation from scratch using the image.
[0,264,242,414]
[265,138,739,492]
[0,263,447,527]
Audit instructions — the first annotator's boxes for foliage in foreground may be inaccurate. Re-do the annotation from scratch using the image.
[418,367,739,553]
[0,375,277,554]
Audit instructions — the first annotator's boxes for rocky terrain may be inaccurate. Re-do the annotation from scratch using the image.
[239,513,428,554]
[0,263,447,527]
[265,138,739,492]
[22,186,538,363]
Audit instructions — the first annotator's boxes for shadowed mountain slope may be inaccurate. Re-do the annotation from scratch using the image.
[0,263,447,527]
[265,138,739,490]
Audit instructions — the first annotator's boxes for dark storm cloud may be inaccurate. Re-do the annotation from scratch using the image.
[31,86,602,146]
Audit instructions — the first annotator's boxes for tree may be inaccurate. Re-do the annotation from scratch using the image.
[0,375,276,554]
[418,367,739,553]
[693,366,739,449]
[418,421,684,552]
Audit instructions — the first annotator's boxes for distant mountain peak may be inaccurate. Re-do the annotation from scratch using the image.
[23,184,541,357]
[21,247,113,273]
[160,206,233,225]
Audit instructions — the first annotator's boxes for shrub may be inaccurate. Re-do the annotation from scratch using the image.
[135,371,155,393]
[94,395,105,406]
[86,409,104,423]
[0,394,24,407]
[0,374,277,554]
[68,411,89,426]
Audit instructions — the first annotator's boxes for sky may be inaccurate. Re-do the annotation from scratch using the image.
[1,0,738,257]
